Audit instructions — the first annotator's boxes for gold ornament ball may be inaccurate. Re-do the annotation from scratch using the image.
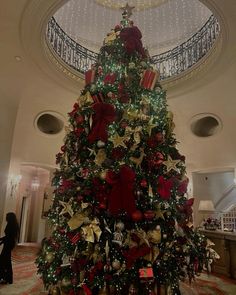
[99,170,107,180]
[51,286,60,295]
[129,62,135,69]
[61,277,71,287]
[98,285,107,295]
[46,252,55,263]
[112,259,121,270]
[115,221,125,231]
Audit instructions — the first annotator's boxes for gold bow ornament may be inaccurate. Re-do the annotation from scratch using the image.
[81,218,102,243]
[78,91,94,108]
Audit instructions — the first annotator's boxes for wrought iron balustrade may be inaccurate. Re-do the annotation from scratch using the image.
[46,15,220,80]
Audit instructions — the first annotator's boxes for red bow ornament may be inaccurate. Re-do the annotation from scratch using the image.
[88,102,116,143]
[157,176,173,200]
[120,26,146,58]
[106,165,136,216]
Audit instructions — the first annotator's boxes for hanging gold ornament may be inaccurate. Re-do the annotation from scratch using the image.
[147,228,161,244]
[98,282,111,295]
[162,155,180,173]
[167,111,175,133]
[61,277,71,287]
[146,116,156,136]
[125,126,142,144]
[140,95,150,115]
[94,149,107,166]
[78,91,94,108]
[45,252,55,263]
[50,286,61,295]
[112,259,121,270]
[99,169,107,180]
[129,147,146,169]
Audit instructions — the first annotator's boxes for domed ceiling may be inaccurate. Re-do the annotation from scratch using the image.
[53,0,212,55]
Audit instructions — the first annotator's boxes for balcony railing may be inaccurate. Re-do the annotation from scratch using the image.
[46,15,220,80]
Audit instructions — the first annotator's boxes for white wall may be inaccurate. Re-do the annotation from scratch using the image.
[192,170,234,225]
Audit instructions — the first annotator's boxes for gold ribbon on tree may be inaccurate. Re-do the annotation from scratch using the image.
[81,218,102,243]
[78,91,94,108]
[68,212,87,230]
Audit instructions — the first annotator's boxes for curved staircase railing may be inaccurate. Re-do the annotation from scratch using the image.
[46,15,220,80]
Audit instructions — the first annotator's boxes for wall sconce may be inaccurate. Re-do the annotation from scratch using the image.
[9,175,22,197]
[31,177,40,191]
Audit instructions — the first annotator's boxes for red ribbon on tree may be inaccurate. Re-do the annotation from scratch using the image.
[157,176,173,200]
[106,165,136,217]
[123,244,151,269]
[88,102,116,143]
[82,284,92,295]
[120,26,146,58]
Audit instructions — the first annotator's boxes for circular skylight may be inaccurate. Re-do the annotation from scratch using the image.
[53,0,212,55]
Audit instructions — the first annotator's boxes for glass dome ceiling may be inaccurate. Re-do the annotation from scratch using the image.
[53,0,212,55]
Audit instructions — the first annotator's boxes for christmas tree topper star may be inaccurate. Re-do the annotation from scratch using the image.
[120,3,135,18]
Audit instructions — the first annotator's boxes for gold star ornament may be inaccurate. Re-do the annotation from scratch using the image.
[59,200,74,217]
[163,155,180,173]
[110,133,127,148]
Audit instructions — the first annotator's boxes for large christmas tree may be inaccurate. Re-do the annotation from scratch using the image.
[37,5,213,295]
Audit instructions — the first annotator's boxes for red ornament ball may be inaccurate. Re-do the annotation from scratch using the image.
[144,210,155,220]
[120,121,128,128]
[140,179,148,187]
[99,202,107,210]
[131,210,143,222]
[77,195,83,202]
[155,132,164,143]
[76,115,84,124]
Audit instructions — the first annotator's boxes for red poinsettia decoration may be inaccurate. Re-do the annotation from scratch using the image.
[157,176,173,200]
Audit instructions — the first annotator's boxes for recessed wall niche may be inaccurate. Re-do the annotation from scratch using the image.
[190,113,222,137]
[35,111,65,135]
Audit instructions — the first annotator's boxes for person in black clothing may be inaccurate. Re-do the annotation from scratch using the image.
[0,212,19,284]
